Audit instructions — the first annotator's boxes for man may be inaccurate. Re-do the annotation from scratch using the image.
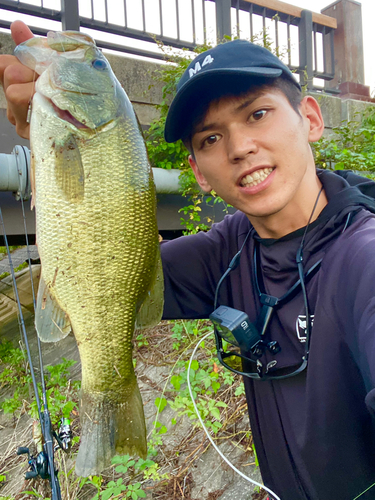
[2,21,375,500]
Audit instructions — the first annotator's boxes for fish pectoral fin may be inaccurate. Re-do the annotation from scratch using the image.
[135,249,164,329]
[35,274,72,342]
[53,134,85,203]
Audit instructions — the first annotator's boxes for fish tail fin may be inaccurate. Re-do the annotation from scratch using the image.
[75,381,147,477]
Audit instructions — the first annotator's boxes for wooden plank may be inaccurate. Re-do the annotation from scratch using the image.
[242,0,337,29]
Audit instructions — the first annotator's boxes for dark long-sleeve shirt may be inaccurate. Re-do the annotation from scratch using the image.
[160,169,375,500]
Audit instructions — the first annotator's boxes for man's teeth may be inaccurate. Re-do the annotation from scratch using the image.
[240,168,274,187]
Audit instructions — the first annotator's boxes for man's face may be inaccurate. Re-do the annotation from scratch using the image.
[189,88,325,238]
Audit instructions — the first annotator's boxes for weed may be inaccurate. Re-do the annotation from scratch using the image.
[0,261,30,280]
[147,421,168,458]
[0,246,21,255]
[313,107,375,173]
[1,346,80,424]
[28,358,81,424]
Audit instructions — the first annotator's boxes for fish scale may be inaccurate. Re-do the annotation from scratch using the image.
[15,30,164,477]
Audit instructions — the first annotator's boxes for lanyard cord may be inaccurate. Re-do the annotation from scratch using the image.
[214,229,252,310]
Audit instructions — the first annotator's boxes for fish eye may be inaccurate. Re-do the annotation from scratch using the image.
[92,59,107,71]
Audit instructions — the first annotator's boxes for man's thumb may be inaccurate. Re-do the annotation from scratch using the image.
[11,21,34,45]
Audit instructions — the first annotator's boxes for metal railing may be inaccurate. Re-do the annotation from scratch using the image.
[0,0,337,90]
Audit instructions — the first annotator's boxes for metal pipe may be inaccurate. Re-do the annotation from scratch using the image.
[153,167,181,194]
[0,147,182,195]
[0,146,30,199]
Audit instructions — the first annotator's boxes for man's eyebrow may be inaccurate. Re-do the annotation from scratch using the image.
[235,91,266,112]
[194,122,219,134]
[193,91,267,135]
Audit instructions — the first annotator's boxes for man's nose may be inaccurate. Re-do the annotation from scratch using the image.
[228,128,258,162]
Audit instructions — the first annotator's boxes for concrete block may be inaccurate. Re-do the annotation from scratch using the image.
[133,102,161,127]
[0,32,15,56]
[341,98,375,122]
[308,92,343,130]
[105,53,164,106]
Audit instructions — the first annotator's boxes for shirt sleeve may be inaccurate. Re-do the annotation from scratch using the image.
[160,218,233,320]
[338,218,375,416]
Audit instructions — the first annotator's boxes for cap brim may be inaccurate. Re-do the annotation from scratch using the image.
[164,67,283,143]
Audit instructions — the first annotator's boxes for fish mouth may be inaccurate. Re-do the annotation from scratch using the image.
[239,167,275,188]
[51,102,90,129]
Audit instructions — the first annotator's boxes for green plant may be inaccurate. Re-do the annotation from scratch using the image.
[168,357,227,434]
[135,332,149,347]
[313,107,375,172]
[1,347,80,424]
[147,421,168,458]
[0,246,21,254]
[0,261,31,280]
[170,319,212,351]
[87,454,168,499]
[0,340,31,414]
[29,358,81,424]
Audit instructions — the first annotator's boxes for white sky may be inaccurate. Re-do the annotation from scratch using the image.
[0,0,373,93]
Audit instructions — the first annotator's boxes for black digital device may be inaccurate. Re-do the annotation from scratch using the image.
[210,305,267,358]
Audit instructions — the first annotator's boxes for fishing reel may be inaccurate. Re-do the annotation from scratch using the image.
[17,419,72,482]
[54,418,73,452]
[17,447,49,480]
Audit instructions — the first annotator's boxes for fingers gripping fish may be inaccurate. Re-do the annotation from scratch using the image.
[15,31,164,477]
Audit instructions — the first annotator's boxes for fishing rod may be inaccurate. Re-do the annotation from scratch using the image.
[0,146,71,499]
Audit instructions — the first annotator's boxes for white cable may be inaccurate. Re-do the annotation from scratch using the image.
[187,332,281,500]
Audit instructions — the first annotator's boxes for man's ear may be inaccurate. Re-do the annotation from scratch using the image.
[188,155,212,192]
[300,96,325,142]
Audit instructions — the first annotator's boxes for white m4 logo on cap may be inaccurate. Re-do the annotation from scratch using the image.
[189,55,214,78]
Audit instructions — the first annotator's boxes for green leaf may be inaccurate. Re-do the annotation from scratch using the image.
[334,162,345,170]
[170,375,181,390]
[154,397,167,412]
[111,454,130,464]
[101,490,114,500]
[190,360,199,371]
[211,407,221,420]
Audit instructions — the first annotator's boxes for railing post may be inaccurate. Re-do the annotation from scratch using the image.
[215,0,232,41]
[299,10,313,91]
[321,0,371,101]
[61,0,80,31]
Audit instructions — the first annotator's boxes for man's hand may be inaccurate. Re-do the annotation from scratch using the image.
[0,21,36,139]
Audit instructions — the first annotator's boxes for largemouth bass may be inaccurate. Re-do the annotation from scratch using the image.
[15,31,164,477]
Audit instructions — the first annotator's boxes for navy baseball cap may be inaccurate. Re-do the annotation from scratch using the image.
[164,39,301,143]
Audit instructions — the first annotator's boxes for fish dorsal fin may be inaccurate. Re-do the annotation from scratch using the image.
[35,273,71,342]
[47,31,95,51]
[136,248,164,329]
[53,134,85,203]
[14,32,95,74]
